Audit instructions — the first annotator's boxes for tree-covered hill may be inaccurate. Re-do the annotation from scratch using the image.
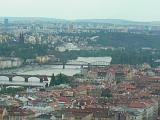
[88,32,160,48]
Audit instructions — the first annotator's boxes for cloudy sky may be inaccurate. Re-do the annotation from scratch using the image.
[0,0,159,21]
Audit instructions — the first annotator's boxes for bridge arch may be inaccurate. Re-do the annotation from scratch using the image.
[0,76,9,81]
[12,76,25,82]
[28,77,41,83]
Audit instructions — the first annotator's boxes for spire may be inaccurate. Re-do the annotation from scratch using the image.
[19,32,25,44]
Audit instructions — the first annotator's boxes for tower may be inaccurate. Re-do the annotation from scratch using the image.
[4,19,8,26]
[19,32,25,44]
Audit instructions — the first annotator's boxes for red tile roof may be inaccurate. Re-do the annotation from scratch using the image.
[58,97,70,103]
[77,85,96,91]
[128,101,146,108]
[0,108,4,114]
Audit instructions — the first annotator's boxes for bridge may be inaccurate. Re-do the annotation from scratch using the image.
[48,57,112,69]
[0,81,47,87]
[0,74,52,83]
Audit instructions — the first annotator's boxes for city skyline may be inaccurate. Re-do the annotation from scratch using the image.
[0,0,160,22]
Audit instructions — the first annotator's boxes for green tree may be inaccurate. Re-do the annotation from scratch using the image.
[49,73,55,86]
[0,87,24,95]
[49,73,70,86]
[101,88,112,98]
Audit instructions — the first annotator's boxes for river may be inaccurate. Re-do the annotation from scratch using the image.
[0,65,81,76]
[0,65,81,86]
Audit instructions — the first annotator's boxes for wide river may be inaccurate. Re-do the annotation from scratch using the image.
[0,65,81,76]
[0,65,82,86]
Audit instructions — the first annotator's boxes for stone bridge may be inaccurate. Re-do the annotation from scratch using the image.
[0,74,52,83]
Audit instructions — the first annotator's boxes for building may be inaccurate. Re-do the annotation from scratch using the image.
[0,107,8,120]
[36,56,50,63]
[4,19,8,26]
[68,57,112,66]
[7,107,35,120]
[127,99,159,120]
[64,108,113,120]
[0,57,23,69]
[19,32,25,44]
[56,43,80,52]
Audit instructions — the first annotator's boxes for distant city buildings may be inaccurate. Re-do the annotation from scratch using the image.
[0,18,160,120]
[0,63,160,120]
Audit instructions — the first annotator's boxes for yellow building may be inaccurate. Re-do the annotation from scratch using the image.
[0,108,8,120]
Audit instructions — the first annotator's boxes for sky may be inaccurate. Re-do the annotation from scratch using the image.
[0,0,160,21]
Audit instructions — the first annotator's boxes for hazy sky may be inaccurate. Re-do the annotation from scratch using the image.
[0,0,160,21]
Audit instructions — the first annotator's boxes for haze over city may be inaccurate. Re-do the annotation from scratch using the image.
[1,0,160,120]
[0,0,160,21]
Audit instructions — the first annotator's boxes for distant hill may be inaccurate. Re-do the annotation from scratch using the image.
[73,19,160,26]
[0,17,160,26]
[151,21,160,26]
[0,17,67,23]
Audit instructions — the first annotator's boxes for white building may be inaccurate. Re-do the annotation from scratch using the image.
[68,57,112,66]
[0,57,23,69]
[56,43,80,52]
